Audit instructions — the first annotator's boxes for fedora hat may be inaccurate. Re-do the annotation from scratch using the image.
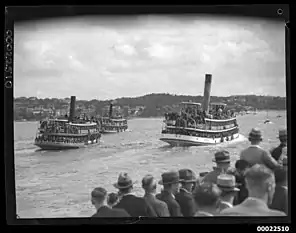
[248,128,263,141]
[278,129,287,139]
[179,169,197,183]
[113,173,136,189]
[217,174,240,192]
[212,150,230,163]
[159,171,183,185]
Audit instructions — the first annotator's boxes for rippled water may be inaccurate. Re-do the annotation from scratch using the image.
[14,111,287,218]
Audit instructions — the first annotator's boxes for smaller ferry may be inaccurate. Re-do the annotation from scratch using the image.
[34,96,101,150]
[99,102,128,134]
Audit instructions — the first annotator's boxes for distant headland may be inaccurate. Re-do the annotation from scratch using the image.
[14,93,286,121]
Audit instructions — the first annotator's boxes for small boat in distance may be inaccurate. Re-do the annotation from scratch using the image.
[264,109,271,124]
[99,101,128,134]
[160,74,240,147]
[34,96,101,150]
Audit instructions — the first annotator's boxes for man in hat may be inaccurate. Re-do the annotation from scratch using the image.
[271,129,287,163]
[270,166,288,214]
[233,159,250,205]
[156,171,183,217]
[240,128,279,171]
[175,169,197,216]
[193,182,221,216]
[113,173,155,217]
[221,164,286,216]
[216,174,240,212]
[202,150,232,185]
[142,174,170,217]
[91,187,130,217]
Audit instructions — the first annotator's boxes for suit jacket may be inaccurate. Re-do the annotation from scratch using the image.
[92,206,130,217]
[202,168,223,184]
[143,193,170,217]
[240,145,279,170]
[220,197,286,216]
[218,201,233,212]
[175,188,196,216]
[156,190,183,217]
[113,194,155,217]
[270,186,288,215]
[271,144,286,162]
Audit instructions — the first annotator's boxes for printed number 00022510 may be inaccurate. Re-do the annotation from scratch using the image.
[256,226,290,232]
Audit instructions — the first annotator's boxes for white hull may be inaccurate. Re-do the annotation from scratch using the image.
[160,133,240,147]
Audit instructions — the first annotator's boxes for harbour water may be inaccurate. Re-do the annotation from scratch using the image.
[14,110,286,218]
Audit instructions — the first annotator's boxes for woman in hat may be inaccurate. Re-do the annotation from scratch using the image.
[240,128,279,171]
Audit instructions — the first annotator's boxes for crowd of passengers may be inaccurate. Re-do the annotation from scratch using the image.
[165,107,236,128]
[35,134,100,144]
[89,128,288,217]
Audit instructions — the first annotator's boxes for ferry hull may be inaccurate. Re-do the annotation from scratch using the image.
[160,133,239,147]
[34,139,99,150]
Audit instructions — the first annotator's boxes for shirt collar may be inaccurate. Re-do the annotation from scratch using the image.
[122,192,136,197]
[220,201,233,208]
[180,188,191,194]
[249,144,261,148]
[245,197,268,207]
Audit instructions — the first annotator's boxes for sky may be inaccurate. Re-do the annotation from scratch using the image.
[14,15,286,100]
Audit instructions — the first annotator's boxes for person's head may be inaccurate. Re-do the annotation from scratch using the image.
[274,167,288,186]
[142,174,157,194]
[217,174,240,203]
[278,129,287,144]
[244,164,275,205]
[235,159,250,175]
[159,171,182,195]
[193,182,221,210]
[248,128,263,145]
[213,150,231,170]
[179,169,197,192]
[91,187,108,209]
[107,192,119,207]
[113,172,135,195]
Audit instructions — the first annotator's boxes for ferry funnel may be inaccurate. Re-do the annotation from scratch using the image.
[203,74,212,114]
[109,103,113,118]
[69,96,76,122]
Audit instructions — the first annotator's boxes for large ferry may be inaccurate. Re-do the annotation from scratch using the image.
[34,96,101,150]
[160,74,240,146]
[99,101,128,134]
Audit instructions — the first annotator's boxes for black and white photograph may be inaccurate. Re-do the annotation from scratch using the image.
[8,5,289,222]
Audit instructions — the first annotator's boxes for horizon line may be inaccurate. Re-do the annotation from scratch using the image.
[14,92,286,101]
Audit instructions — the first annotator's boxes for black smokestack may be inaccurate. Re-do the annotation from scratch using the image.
[109,103,113,118]
[69,96,76,122]
[203,74,212,114]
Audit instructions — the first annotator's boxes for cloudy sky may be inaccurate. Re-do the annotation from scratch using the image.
[14,15,286,100]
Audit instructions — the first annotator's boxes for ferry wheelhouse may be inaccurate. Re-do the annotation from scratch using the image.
[160,74,240,147]
[34,96,101,150]
[99,102,128,134]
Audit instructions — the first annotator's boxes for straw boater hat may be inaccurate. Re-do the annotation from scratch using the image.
[217,174,240,192]
[212,150,231,163]
[158,171,183,185]
[113,173,136,189]
[248,128,263,141]
[278,129,287,139]
[178,169,197,183]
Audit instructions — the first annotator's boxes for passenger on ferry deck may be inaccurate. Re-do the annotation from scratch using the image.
[270,166,288,214]
[193,182,221,216]
[142,175,170,217]
[175,169,197,216]
[233,160,250,205]
[90,187,130,217]
[216,174,240,212]
[202,150,232,184]
[113,173,155,217]
[240,128,279,171]
[156,171,183,217]
[270,129,287,164]
[220,164,286,216]
[107,193,119,208]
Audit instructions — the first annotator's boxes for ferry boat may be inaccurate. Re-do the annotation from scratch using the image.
[34,96,101,150]
[160,74,240,147]
[99,102,128,134]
